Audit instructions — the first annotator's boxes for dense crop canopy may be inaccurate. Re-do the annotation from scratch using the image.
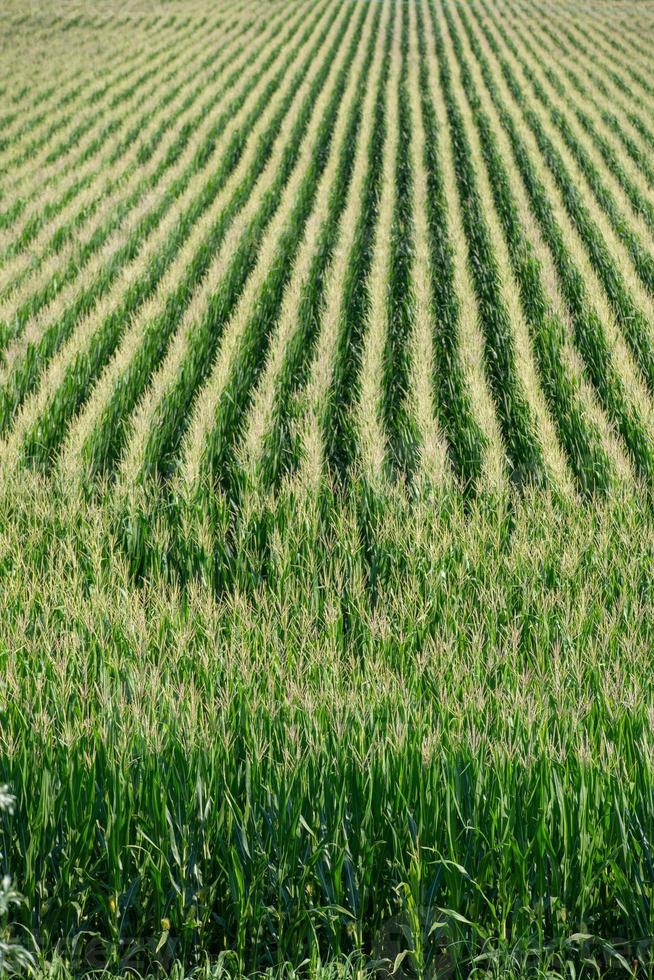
[1,0,654,975]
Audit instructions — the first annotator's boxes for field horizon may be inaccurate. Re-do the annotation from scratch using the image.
[2,0,654,976]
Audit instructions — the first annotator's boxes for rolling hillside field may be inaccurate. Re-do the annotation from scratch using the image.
[2,0,654,975]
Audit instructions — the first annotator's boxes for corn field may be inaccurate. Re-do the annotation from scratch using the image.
[2,0,654,976]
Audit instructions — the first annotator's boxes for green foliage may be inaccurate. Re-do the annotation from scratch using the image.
[2,476,654,975]
[2,1,654,976]
[430,0,546,490]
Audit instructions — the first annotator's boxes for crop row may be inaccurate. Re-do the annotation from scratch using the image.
[0,0,653,551]
[0,0,332,457]
[0,0,306,350]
